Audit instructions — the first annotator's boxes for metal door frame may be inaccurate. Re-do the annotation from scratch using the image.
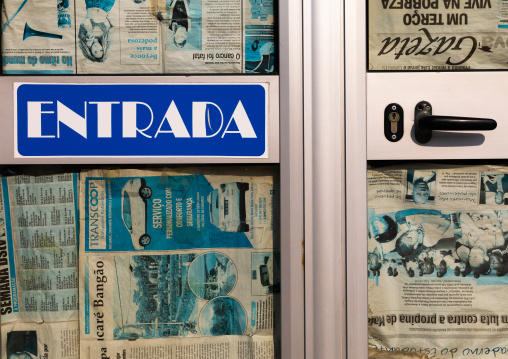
[279,0,305,357]
[0,0,306,357]
[345,0,368,357]
[303,0,346,357]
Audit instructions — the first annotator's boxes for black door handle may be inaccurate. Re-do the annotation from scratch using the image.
[414,101,497,144]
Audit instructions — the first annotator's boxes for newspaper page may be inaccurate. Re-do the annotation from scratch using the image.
[157,0,275,73]
[368,164,508,359]
[0,173,79,359]
[79,167,279,359]
[369,0,508,71]
[1,0,76,74]
[1,0,275,74]
[75,0,162,74]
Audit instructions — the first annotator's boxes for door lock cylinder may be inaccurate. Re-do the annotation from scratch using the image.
[384,103,403,142]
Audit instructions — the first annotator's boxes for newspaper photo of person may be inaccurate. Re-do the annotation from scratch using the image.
[369,214,398,243]
[160,0,202,50]
[77,0,115,62]
[455,212,506,278]
[405,170,436,205]
[367,166,508,358]
[169,0,189,48]
[367,236,383,277]
[480,173,508,205]
[6,331,37,359]
[394,209,453,259]
[367,208,508,281]
[368,209,454,258]
[367,208,457,278]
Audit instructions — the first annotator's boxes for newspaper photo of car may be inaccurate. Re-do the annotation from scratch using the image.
[208,182,250,233]
[252,253,280,295]
[84,171,273,252]
[121,178,152,250]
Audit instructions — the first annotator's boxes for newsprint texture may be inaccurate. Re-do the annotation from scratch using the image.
[369,0,508,71]
[368,164,508,359]
[1,0,275,74]
[1,167,279,359]
[0,173,80,359]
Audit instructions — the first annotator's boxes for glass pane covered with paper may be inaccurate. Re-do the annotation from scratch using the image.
[0,165,280,359]
[368,164,508,358]
[368,0,508,70]
[1,0,276,74]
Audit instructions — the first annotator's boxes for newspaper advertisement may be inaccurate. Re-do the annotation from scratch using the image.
[0,173,80,359]
[79,167,279,359]
[369,0,508,71]
[1,0,275,74]
[368,164,508,358]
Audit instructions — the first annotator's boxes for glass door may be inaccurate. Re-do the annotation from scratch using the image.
[0,0,304,356]
[346,1,508,358]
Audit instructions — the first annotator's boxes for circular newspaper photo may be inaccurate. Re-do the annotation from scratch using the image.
[199,297,247,336]
[188,252,237,300]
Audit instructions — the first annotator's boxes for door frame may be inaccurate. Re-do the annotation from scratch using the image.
[303,0,346,356]
[0,0,306,356]
[345,0,368,358]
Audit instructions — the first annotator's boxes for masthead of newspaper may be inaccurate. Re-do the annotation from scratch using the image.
[1,0,276,74]
[368,164,508,358]
[369,0,508,71]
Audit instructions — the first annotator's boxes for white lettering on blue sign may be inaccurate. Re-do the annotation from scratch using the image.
[16,84,267,157]
[26,100,256,139]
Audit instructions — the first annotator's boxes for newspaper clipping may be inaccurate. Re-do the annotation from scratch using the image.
[79,167,279,359]
[1,0,275,74]
[369,0,508,71]
[368,164,508,359]
[0,173,80,359]
[0,166,279,359]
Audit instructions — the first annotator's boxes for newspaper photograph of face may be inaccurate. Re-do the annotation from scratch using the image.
[368,209,508,281]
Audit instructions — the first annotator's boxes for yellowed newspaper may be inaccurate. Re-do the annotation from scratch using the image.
[368,164,508,358]
[79,167,279,359]
[369,0,508,70]
[0,173,79,359]
[1,0,275,74]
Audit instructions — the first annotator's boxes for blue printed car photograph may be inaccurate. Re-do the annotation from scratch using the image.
[85,175,254,252]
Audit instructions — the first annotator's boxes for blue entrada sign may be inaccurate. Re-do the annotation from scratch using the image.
[15,83,267,157]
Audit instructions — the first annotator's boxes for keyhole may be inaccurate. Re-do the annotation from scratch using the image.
[388,111,400,133]
[384,103,403,142]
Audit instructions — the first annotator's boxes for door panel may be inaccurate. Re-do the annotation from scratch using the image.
[365,3,508,358]
[368,72,507,160]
